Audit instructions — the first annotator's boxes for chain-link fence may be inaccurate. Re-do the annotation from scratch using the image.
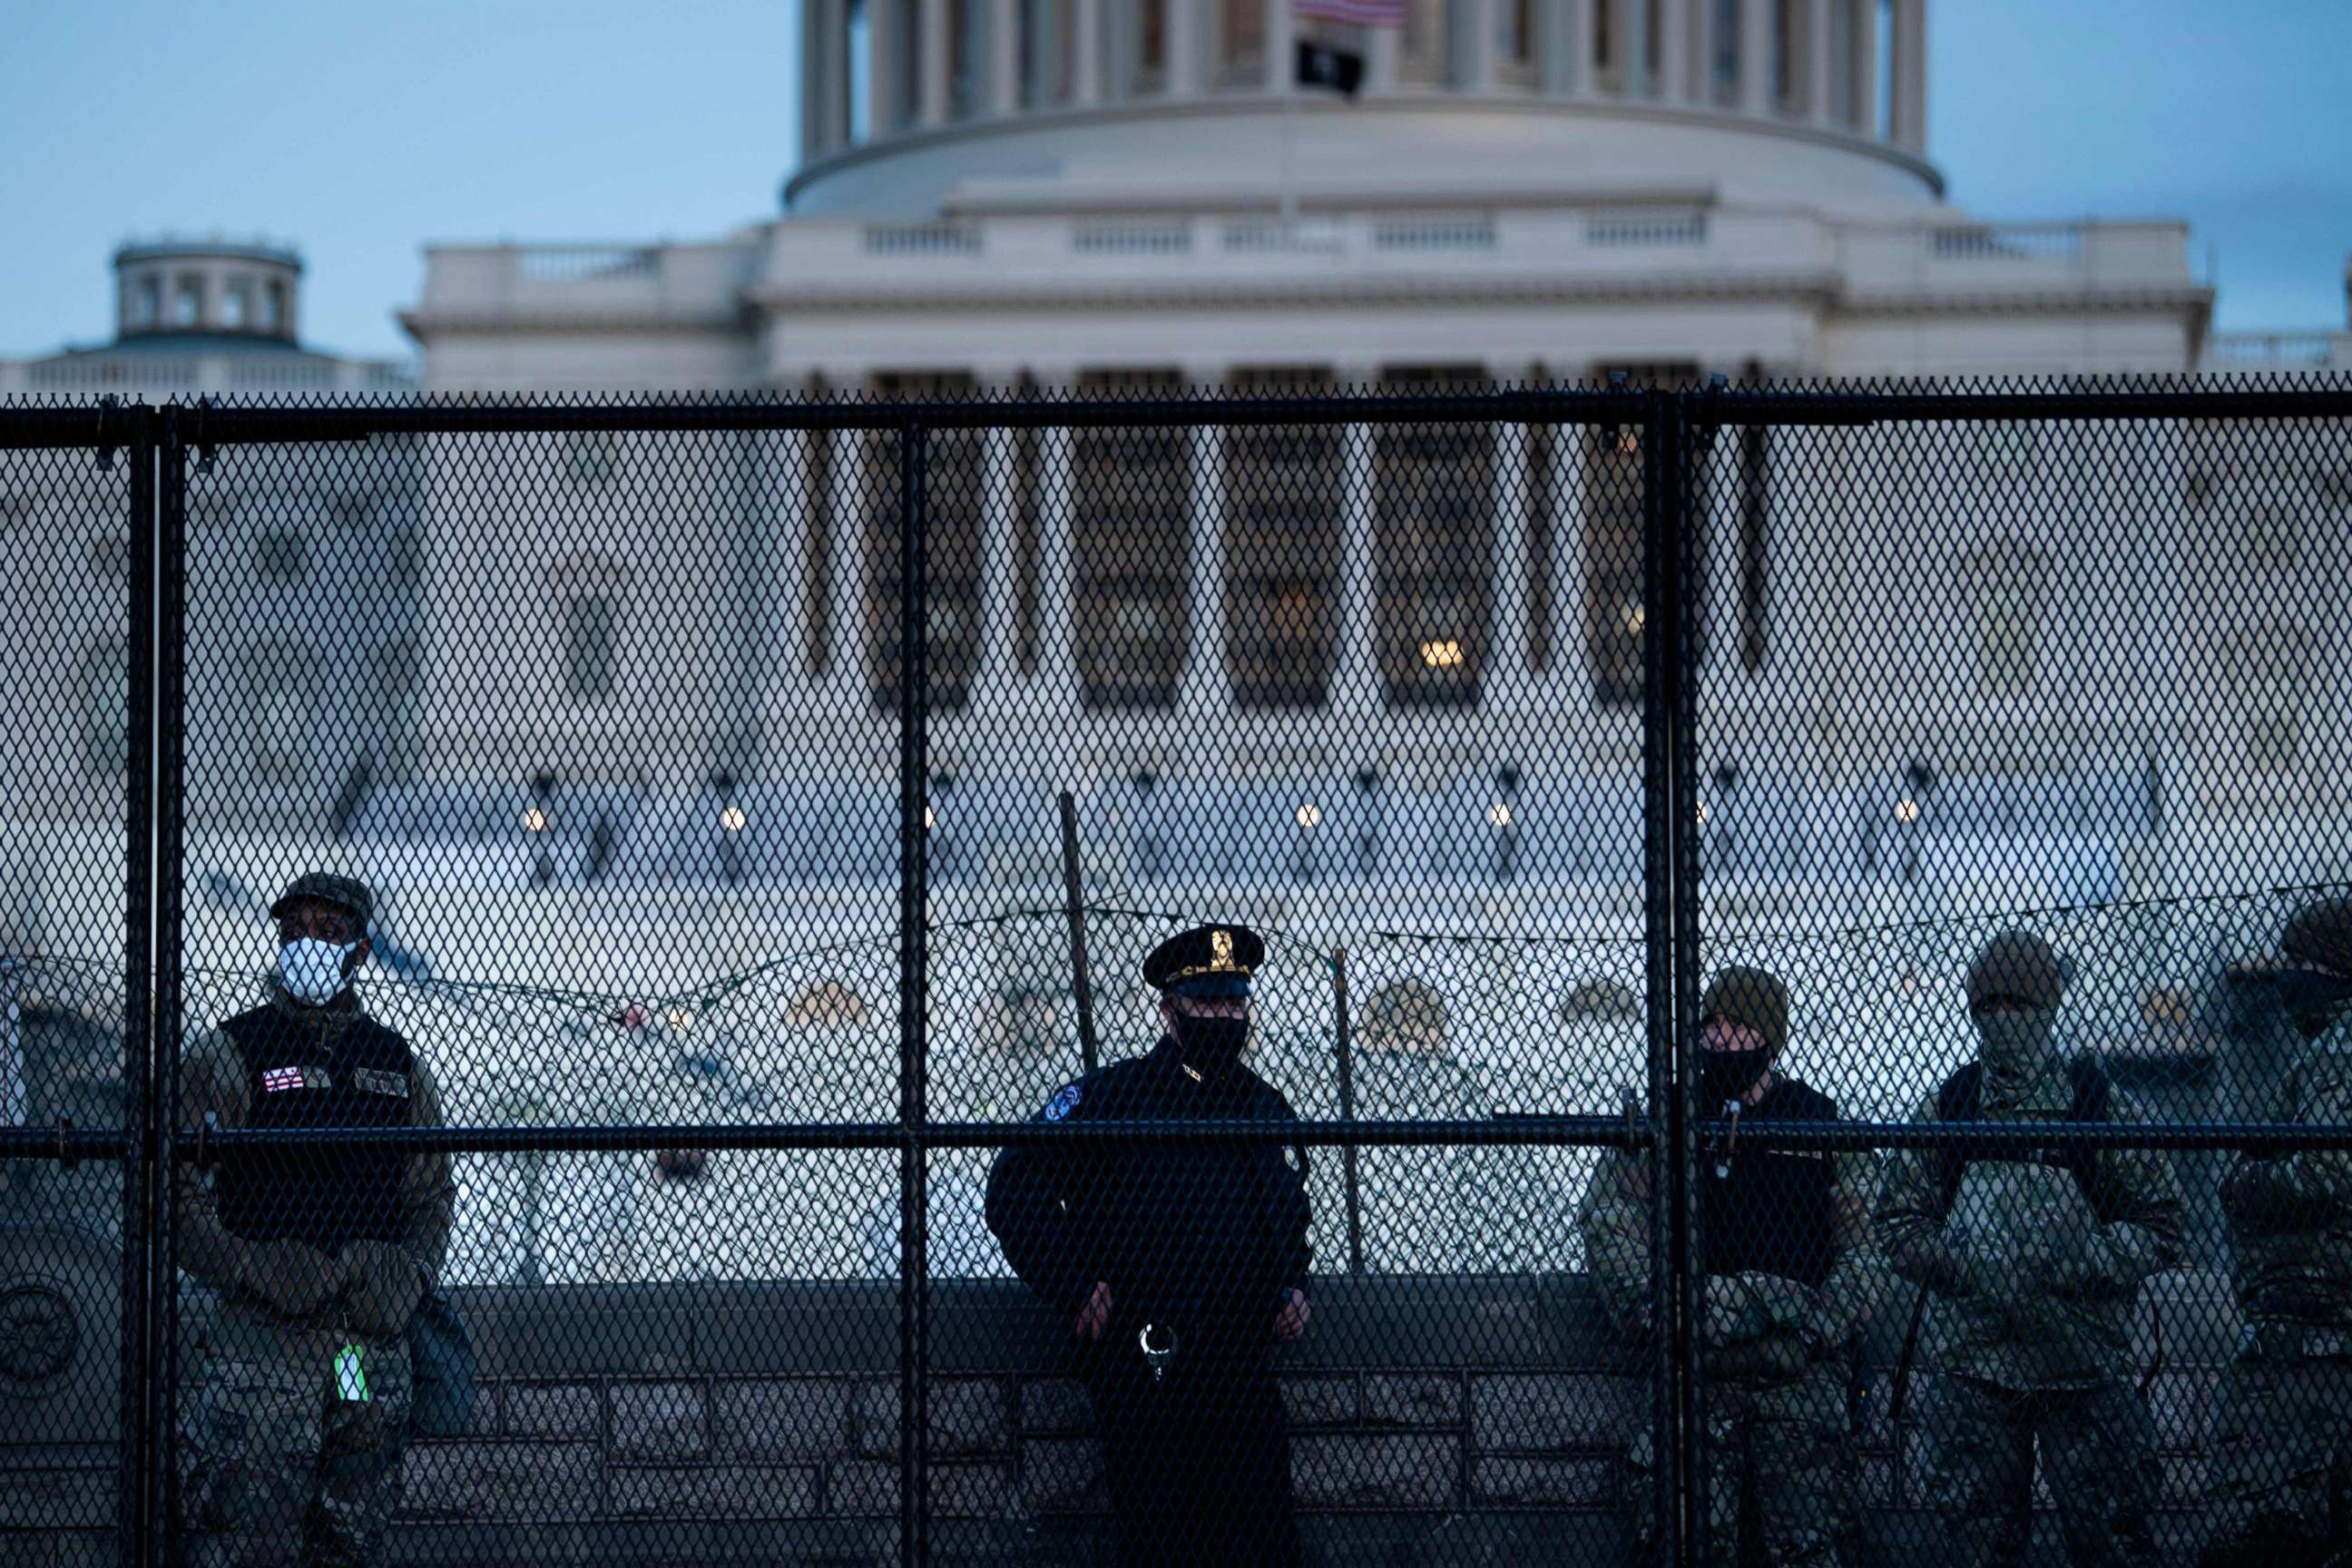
[2,378,2349,1566]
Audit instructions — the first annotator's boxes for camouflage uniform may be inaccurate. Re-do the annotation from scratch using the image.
[175,997,455,1568]
[2200,1008,2352,1567]
[1579,1077,1882,1563]
[1876,1052,2185,1566]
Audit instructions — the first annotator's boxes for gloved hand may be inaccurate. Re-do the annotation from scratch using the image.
[338,1240,426,1338]
[239,1239,343,1318]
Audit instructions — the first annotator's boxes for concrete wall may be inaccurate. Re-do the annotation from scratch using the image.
[0,1264,2249,1566]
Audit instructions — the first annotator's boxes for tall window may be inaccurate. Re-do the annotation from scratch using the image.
[1964,538,2047,699]
[896,0,920,127]
[1712,0,1739,103]
[1073,369,1188,709]
[1398,0,1446,83]
[173,276,202,328]
[134,277,161,328]
[1496,0,1538,84]
[1593,0,1612,74]
[863,371,983,710]
[1021,0,1064,105]
[1376,368,1493,709]
[1828,0,1856,124]
[221,278,250,329]
[1220,0,1265,83]
[78,642,128,776]
[1227,368,1340,708]
[948,0,980,117]
[1136,0,1168,93]
[562,593,621,702]
[1583,365,1700,706]
[1774,0,1796,104]
[2228,626,2316,775]
[262,279,287,332]
[244,641,314,784]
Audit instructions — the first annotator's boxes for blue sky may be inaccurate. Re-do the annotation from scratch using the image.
[1,0,2344,361]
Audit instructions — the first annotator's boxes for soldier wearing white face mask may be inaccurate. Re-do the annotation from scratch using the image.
[175,872,455,1568]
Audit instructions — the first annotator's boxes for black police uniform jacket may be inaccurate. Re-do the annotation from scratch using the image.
[986,1038,1312,1359]
[1700,1073,1840,1290]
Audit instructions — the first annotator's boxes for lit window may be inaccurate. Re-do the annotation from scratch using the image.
[563,593,622,701]
[1376,368,1494,709]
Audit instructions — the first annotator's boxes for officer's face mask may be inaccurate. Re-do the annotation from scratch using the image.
[1974,1006,2057,1102]
[1172,1005,1251,1077]
[1697,1046,1769,1108]
[277,938,358,1008]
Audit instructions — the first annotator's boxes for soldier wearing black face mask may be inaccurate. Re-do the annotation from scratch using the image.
[1579,965,1880,1565]
[986,924,1311,1568]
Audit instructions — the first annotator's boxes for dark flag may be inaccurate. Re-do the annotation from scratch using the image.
[1294,38,1365,98]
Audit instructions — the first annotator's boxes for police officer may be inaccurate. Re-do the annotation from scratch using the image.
[176,873,456,1568]
[1876,929,2185,1568]
[1577,966,1878,1565]
[985,925,1311,1568]
[2201,897,2352,1567]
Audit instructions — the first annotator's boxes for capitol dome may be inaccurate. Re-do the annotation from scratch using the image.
[787,0,1936,220]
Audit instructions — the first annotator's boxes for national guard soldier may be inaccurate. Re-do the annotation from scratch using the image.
[175,873,456,1567]
[2201,897,2352,1567]
[985,924,1312,1568]
[1876,929,2186,1567]
[1578,966,1878,1565]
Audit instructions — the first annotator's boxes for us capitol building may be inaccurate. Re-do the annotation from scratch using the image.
[5,1,2351,1116]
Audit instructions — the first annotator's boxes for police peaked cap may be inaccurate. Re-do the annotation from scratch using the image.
[1143,924,1266,998]
[1965,929,2064,1013]
[270,871,375,929]
[2282,897,2352,978]
[1700,967,1788,1062]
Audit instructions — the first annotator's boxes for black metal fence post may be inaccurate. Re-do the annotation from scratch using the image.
[896,418,931,1568]
[148,408,190,1568]
[115,407,156,1568]
[1638,386,1687,1564]
[1664,388,1710,1568]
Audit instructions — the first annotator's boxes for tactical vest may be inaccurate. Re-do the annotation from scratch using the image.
[1700,1077,1838,1290]
[213,1006,416,1254]
[1933,1055,2118,1218]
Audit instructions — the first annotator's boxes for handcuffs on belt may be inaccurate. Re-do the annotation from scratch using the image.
[1138,1323,1179,1384]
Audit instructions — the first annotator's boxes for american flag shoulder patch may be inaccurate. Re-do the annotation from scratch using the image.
[261,1065,307,1093]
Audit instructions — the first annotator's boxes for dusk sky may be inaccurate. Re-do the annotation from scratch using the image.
[2,0,2344,363]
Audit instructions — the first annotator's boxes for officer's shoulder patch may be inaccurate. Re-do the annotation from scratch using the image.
[353,1067,409,1099]
[1041,1083,1083,1122]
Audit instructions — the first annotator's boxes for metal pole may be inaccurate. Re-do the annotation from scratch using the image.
[1663,387,1711,1566]
[1331,947,1364,1276]
[895,420,931,1568]
[149,411,189,1568]
[116,411,156,1568]
[1637,387,1695,1566]
[1056,790,1099,1073]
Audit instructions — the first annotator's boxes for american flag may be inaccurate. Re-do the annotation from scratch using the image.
[261,1065,306,1093]
[1295,0,1408,24]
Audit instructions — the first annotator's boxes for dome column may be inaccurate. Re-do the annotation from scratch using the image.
[1740,0,1774,113]
[1849,0,1878,132]
[1892,0,1928,150]
[1803,0,1834,125]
